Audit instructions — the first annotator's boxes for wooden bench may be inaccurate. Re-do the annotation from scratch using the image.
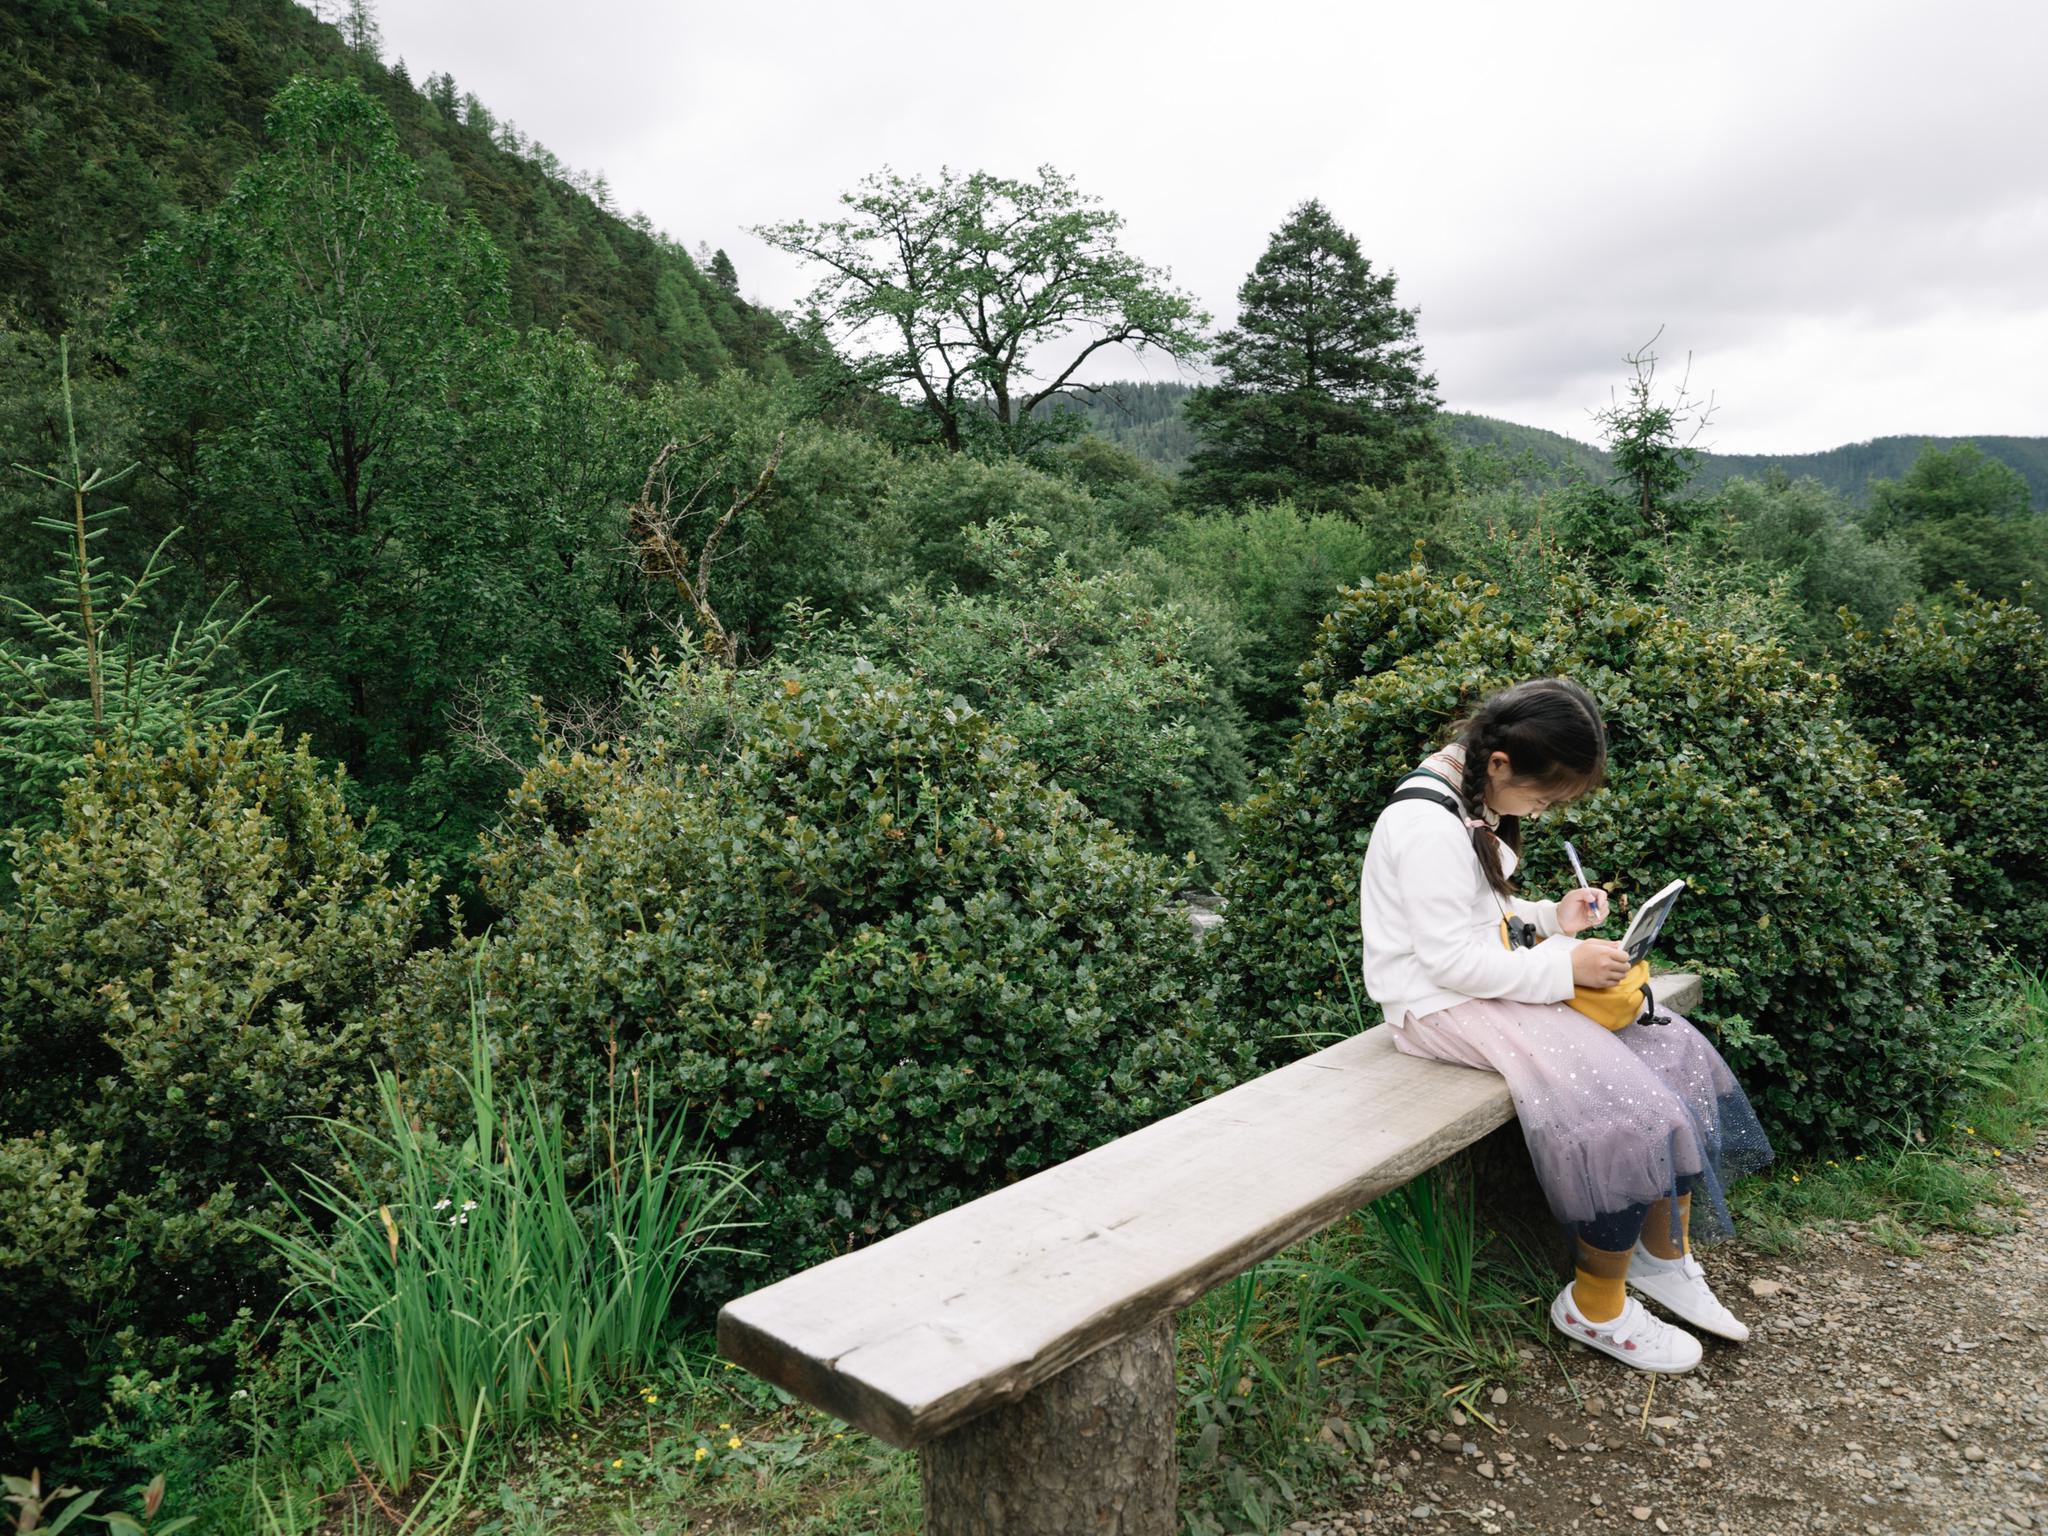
[718,973,1703,1534]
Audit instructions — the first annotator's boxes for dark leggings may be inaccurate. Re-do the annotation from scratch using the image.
[1576,1173,1701,1252]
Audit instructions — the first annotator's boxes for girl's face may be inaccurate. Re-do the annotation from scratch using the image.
[1484,751,1581,819]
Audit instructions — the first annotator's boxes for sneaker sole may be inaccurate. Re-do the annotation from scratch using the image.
[1549,1293,1702,1373]
[1627,1271,1752,1343]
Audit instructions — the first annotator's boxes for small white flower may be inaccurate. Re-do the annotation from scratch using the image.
[433,1198,452,1211]
[461,1200,477,1211]
[231,1389,249,1400]
[448,1214,460,1225]
[457,1212,469,1224]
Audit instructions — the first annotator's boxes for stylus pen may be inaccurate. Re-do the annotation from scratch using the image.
[1563,840,1602,921]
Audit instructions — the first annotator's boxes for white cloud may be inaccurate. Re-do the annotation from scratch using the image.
[374,0,2048,452]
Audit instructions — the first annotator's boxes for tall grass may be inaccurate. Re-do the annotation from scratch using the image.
[249,983,752,1498]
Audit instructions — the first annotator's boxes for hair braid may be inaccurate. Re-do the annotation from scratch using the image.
[1457,715,1516,897]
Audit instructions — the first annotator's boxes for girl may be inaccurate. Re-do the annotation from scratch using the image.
[1359,677,1774,1373]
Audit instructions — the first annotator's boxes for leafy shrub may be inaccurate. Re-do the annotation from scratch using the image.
[1837,589,2048,972]
[1215,562,1979,1151]
[0,727,427,1461]
[390,657,1252,1301]
[1683,473,1921,656]
[804,515,1246,873]
[1159,502,1386,755]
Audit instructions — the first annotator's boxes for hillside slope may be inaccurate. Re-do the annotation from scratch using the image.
[1056,382,2048,508]
[1,0,792,383]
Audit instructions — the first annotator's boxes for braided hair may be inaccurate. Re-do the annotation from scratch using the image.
[1449,678,1608,897]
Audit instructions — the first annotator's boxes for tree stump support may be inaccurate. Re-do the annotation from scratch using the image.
[919,1318,1178,1536]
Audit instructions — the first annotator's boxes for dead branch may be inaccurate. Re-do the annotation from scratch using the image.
[630,432,786,668]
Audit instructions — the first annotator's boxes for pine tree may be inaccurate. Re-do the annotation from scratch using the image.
[1182,199,1444,512]
[709,248,739,295]
[342,0,382,62]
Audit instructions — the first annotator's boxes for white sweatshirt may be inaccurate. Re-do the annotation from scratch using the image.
[1358,768,1579,1027]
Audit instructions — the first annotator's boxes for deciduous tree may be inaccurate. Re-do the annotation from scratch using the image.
[757,166,1207,452]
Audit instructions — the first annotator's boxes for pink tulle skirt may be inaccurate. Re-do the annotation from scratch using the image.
[1392,996,1773,1245]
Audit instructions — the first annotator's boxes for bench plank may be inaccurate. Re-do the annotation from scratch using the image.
[718,973,1701,1449]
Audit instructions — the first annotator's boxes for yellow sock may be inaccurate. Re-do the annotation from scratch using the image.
[1642,1194,1693,1260]
[1570,1239,1632,1323]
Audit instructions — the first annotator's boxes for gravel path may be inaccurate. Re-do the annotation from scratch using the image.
[1288,1149,2047,1536]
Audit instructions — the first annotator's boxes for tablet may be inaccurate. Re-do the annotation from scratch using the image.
[1620,877,1686,963]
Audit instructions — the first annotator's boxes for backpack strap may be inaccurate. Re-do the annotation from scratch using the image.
[1386,774,1469,823]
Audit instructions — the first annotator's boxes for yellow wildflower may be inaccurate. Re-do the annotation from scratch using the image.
[611,1458,624,1469]
[726,1435,742,1450]
[694,1447,709,1462]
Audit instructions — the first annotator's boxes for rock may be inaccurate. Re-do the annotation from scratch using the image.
[1943,1424,1964,1442]
[1589,1494,1604,1507]
[1439,1432,1462,1453]
[1696,1455,1713,1471]
[1632,1508,1652,1523]
[1963,1445,1988,1463]
[1450,1409,1468,1427]
[1490,1387,1509,1406]
[1407,1505,1435,1522]
[1476,1462,1496,1479]
[1585,1395,1608,1417]
[1548,1433,1572,1452]
[1749,1278,1785,1299]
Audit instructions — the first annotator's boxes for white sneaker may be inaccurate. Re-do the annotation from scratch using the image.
[1628,1243,1752,1343]
[1550,1285,1703,1373]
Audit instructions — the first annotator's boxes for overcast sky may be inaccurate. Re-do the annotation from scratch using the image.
[373,0,2047,454]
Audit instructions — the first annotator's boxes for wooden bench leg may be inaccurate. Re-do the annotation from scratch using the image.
[919,1315,1178,1535]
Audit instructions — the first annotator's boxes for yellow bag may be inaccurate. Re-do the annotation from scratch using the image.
[1500,916,1652,1031]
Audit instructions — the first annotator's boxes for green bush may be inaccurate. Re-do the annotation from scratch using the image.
[0,727,427,1462]
[1837,589,2048,972]
[390,658,1252,1301]
[1215,563,1979,1152]
[804,515,1246,874]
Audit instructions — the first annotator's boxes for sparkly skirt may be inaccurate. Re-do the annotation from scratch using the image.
[1391,996,1774,1246]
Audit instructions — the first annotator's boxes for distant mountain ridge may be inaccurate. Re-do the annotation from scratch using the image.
[1054,383,2048,508]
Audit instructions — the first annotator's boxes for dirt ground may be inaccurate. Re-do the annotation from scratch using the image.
[1289,1150,2048,1536]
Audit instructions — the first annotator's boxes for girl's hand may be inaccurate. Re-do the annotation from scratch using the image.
[1558,886,1609,935]
[1571,938,1632,988]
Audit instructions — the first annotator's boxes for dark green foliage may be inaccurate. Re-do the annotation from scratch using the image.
[1214,563,1978,1153]
[122,78,665,891]
[1159,502,1388,756]
[1182,200,1446,512]
[1046,381,1204,474]
[0,727,426,1465]
[390,659,1252,1301]
[1838,590,2048,972]
[1686,472,1922,654]
[1864,443,2048,605]
[801,516,1247,873]
[1,337,278,837]
[0,0,788,385]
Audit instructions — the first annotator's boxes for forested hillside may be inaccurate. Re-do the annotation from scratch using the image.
[1057,379,2048,507]
[1,0,792,382]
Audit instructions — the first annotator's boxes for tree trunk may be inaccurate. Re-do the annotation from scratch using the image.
[919,1317,1178,1536]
